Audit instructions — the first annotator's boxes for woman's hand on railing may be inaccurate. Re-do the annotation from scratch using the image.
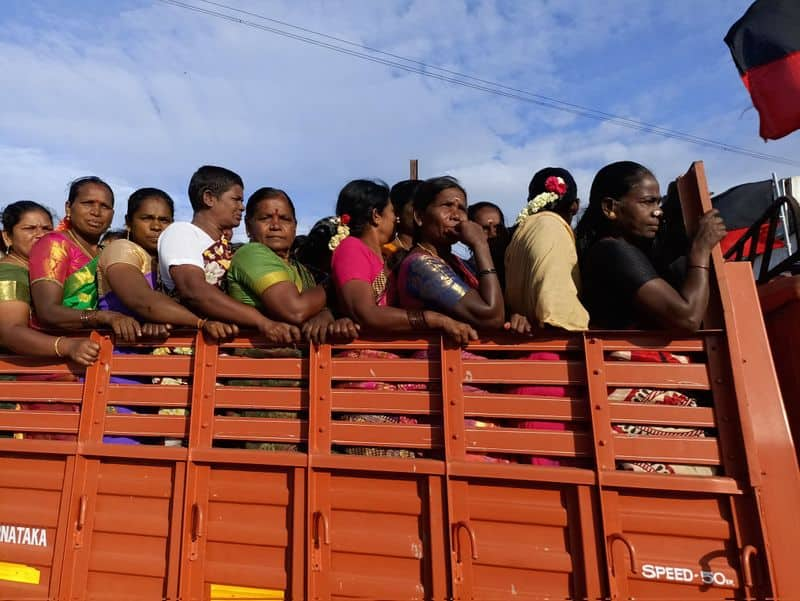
[202,320,239,340]
[98,311,142,343]
[505,313,533,335]
[428,313,478,346]
[326,317,360,342]
[64,337,101,366]
[141,323,172,338]
[302,309,334,344]
[257,318,302,345]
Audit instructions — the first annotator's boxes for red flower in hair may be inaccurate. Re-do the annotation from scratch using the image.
[544,176,568,196]
[340,214,351,225]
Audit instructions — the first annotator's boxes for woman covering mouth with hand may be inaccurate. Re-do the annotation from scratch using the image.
[396,176,506,332]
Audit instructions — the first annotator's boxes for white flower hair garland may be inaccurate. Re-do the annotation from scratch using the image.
[328,214,351,250]
[515,175,569,225]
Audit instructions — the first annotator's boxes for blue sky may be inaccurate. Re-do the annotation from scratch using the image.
[2,0,799,238]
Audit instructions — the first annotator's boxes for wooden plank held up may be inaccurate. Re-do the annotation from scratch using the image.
[678,161,800,601]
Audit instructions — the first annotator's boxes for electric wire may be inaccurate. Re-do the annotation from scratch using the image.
[155,0,800,168]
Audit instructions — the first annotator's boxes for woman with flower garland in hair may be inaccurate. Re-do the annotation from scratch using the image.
[505,167,588,332]
[330,179,478,458]
[501,168,588,465]
[29,177,142,342]
[331,179,477,343]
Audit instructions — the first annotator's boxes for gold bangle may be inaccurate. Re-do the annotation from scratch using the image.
[197,318,208,329]
[54,336,64,358]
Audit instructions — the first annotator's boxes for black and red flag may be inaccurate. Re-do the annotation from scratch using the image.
[725,0,800,140]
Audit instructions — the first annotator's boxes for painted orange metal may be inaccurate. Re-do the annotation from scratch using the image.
[758,275,800,463]
[0,162,797,600]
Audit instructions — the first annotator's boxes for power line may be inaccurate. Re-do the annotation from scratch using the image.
[156,0,800,168]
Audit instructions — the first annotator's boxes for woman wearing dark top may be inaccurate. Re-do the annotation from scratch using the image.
[575,161,726,476]
[576,161,726,332]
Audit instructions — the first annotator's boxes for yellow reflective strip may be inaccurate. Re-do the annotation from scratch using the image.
[0,561,40,585]
[209,583,283,600]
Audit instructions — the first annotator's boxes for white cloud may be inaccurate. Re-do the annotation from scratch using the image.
[0,0,798,243]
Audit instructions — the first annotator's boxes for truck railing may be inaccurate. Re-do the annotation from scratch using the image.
[0,161,799,601]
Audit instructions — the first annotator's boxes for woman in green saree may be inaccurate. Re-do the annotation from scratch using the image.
[29,177,142,342]
[0,201,99,364]
[0,201,100,438]
[227,187,357,342]
[225,187,357,451]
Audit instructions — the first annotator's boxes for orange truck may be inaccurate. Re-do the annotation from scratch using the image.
[0,162,798,601]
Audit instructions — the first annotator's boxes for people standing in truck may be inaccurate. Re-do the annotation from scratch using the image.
[157,165,299,344]
[576,161,726,331]
[505,167,589,332]
[330,178,477,343]
[395,176,507,332]
[29,177,141,342]
[96,187,236,339]
[227,186,357,344]
[0,201,99,365]
[467,201,510,288]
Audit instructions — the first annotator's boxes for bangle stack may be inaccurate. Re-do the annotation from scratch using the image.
[407,310,428,330]
[197,318,208,329]
[54,336,64,358]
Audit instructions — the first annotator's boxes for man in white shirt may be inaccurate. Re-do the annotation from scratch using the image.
[158,165,299,343]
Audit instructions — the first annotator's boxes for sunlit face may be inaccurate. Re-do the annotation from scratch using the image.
[418,187,467,246]
[247,195,297,258]
[66,183,114,241]
[472,206,503,240]
[610,175,663,240]
[206,184,244,230]
[2,209,53,260]
[127,196,174,255]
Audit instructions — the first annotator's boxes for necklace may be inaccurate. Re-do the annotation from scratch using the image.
[394,236,411,251]
[415,242,439,257]
[66,229,97,259]
[3,252,29,269]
